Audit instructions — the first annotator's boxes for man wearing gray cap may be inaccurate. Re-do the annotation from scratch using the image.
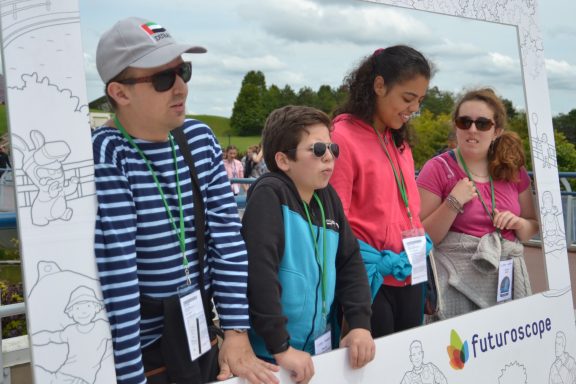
[92,17,279,384]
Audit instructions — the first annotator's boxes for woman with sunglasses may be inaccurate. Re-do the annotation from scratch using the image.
[330,45,433,337]
[417,88,538,320]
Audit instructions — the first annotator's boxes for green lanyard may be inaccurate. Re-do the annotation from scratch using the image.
[456,148,498,230]
[114,116,191,284]
[302,193,328,320]
[373,127,414,227]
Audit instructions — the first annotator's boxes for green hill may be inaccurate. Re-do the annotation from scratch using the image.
[188,114,260,152]
[188,114,232,137]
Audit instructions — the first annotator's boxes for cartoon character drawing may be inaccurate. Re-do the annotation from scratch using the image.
[498,362,527,384]
[12,130,78,226]
[401,340,447,384]
[32,286,111,384]
[540,191,566,252]
[550,331,576,384]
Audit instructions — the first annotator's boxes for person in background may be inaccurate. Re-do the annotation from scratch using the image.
[242,106,375,384]
[223,145,245,195]
[92,17,278,384]
[242,145,259,179]
[330,45,434,338]
[0,145,11,178]
[249,144,269,178]
[417,88,538,319]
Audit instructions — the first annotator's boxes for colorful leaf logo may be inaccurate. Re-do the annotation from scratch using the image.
[447,329,469,370]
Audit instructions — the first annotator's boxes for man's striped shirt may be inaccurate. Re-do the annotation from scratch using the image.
[93,119,248,384]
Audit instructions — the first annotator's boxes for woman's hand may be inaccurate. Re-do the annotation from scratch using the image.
[450,178,477,206]
[493,209,525,231]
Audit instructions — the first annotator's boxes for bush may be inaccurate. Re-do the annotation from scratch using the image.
[0,281,27,338]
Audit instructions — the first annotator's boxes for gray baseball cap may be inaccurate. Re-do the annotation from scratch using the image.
[96,17,206,83]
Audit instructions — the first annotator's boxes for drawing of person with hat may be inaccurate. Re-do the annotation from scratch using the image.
[33,286,112,384]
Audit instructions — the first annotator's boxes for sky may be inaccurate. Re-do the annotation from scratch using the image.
[79,0,576,118]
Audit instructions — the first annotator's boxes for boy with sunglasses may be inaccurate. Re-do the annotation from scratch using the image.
[241,105,375,383]
[92,17,279,384]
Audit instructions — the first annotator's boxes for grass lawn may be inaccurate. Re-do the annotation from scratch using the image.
[188,114,261,153]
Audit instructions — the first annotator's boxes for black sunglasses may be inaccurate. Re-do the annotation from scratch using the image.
[309,142,340,158]
[455,116,495,131]
[286,142,339,158]
[117,62,192,92]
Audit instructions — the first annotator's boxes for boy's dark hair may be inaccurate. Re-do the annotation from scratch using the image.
[262,105,332,173]
[334,45,433,149]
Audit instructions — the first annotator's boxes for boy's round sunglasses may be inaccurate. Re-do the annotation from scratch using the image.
[287,142,339,158]
[117,62,192,92]
[454,116,495,131]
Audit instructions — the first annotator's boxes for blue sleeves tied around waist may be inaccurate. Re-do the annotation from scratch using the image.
[359,234,433,301]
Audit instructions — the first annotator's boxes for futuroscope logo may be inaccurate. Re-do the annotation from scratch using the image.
[447,317,553,369]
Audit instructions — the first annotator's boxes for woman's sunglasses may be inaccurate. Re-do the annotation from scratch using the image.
[117,62,192,92]
[454,116,495,131]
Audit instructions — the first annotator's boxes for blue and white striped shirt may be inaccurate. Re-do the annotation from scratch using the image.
[93,119,248,384]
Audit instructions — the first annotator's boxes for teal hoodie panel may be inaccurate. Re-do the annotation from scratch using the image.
[249,204,338,358]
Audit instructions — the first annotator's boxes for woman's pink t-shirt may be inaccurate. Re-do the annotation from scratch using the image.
[416,151,531,241]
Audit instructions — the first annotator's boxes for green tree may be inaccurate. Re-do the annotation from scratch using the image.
[552,109,576,146]
[554,131,576,172]
[410,110,452,169]
[279,85,298,106]
[316,85,336,114]
[296,86,318,108]
[230,71,268,136]
[422,86,454,117]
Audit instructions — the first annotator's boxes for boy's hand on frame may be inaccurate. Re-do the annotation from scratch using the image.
[340,328,375,369]
[274,346,315,383]
[218,330,280,384]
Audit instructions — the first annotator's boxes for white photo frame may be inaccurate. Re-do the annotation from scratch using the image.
[1,0,572,383]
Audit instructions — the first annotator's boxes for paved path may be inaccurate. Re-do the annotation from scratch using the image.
[524,244,576,306]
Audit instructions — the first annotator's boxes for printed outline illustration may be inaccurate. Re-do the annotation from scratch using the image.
[549,331,576,384]
[32,285,112,384]
[28,260,113,384]
[498,361,527,384]
[530,112,558,170]
[539,190,566,254]
[401,340,448,384]
[12,130,79,226]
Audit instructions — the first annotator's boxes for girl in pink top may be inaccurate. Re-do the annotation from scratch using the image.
[331,46,433,337]
[223,145,245,195]
[417,88,538,319]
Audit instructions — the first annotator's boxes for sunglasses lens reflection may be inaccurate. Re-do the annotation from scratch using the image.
[312,143,339,158]
[455,116,494,131]
[152,62,192,92]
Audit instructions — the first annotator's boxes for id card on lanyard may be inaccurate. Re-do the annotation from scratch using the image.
[374,128,427,285]
[303,194,332,355]
[178,284,212,361]
[402,228,427,285]
[115,116,211,361]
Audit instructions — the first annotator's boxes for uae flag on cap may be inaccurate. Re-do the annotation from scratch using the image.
[141,22,166,35]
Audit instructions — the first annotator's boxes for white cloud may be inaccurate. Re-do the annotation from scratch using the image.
[545,59,576,90]
[236,0,433,45]
[488,52,515,69]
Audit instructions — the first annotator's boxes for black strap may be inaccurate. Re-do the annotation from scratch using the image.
[171,126,213,321]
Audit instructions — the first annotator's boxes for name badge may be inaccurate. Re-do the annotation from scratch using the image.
[402,228,427,285]
[314,329,332,355]
[497,259,514,302]
[178,285,212,361]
